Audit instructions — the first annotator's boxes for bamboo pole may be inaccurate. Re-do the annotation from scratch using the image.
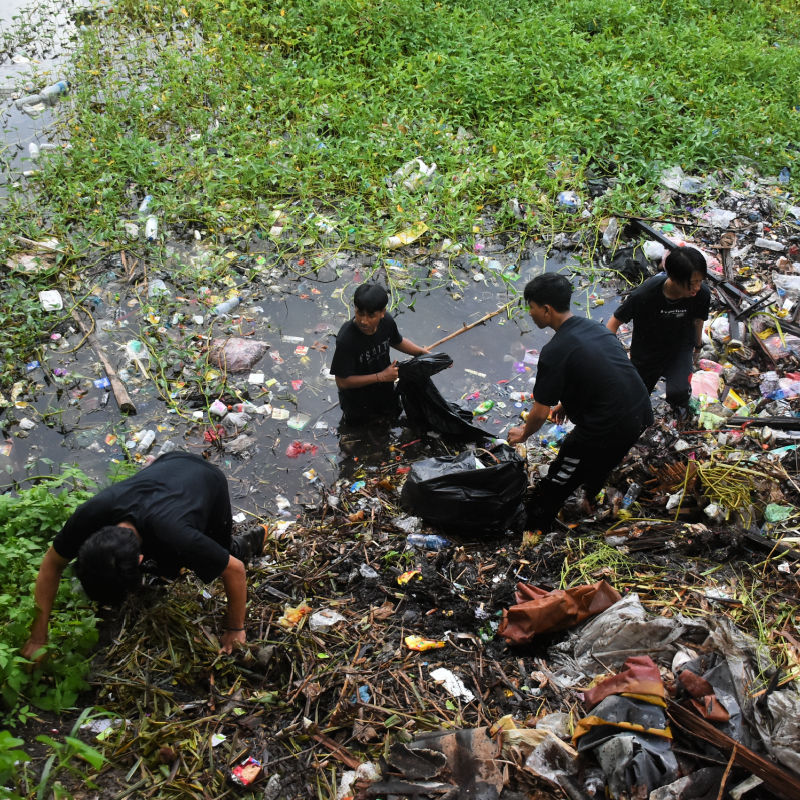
[426,301,514,350]
[71,309,137,415]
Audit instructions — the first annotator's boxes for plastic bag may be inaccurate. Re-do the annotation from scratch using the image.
[399,443,526,536]
[397,352,490,441]
[209,338,269,373]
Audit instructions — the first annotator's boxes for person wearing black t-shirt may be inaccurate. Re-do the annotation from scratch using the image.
[508,274,653,533]
[607,246,711,413]
[331,283,429,425]
[21,452,267,662]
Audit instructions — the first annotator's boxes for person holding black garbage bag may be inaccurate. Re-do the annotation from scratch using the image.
[508,274,653,533]
[330,283,430,426]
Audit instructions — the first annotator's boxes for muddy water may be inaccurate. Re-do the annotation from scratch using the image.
[0,0,76,192]
[2,239,622,521]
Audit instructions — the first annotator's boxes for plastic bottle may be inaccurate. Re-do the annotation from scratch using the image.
[138,195,153,215]
[473,400,494,415]
[28,143,40,159]
[155,439,177,457]
[212,296,241,315]
[407,533,451,551]
[16,93,43,109]
[145,215,158,241]
[39,80,70,105]
[621,482,641,510]
[136,430,156,452]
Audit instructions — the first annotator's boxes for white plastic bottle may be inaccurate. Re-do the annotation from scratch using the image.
[145,215,158,241]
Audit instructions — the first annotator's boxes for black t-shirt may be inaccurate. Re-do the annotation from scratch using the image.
[613,274,711,367]
[330,314,402,420]
[533,316,652,443]
[52,452,232,583]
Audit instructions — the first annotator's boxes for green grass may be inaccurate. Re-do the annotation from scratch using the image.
[2,0,800,255]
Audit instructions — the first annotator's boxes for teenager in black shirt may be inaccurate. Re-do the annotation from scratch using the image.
[607,246,711,412]
[330,283,429,425]
[22,452,266,661]
[508,274,652,533]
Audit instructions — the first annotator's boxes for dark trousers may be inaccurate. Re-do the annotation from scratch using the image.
[525,422,646,532]
[634,346,694,408]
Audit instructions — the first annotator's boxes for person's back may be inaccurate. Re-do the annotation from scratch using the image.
[540,316,651,441]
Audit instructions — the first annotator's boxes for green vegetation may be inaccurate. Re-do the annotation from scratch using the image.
[2,0,800,256]
[0,466,98,726]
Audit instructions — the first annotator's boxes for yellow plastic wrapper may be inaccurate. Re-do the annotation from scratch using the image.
[397,570,422,586]
[277,601,312,629]
[382,220,428,249]
[404,635,446,651]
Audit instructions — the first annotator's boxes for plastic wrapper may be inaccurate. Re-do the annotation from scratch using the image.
[397,353,490,441]
[399,443,525,536]
[498,580,621,645]
[209,337,269,373]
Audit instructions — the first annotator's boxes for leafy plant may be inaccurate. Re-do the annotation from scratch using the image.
[0,467,98,726]
[33,708,107,800]
[0,729,31,785]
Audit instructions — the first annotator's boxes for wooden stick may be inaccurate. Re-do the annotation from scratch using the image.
[426,301,514,350]
[70,310,137,415]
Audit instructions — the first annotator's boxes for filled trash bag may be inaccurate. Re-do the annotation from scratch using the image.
[397,352,490,441]
[399,443,526,536]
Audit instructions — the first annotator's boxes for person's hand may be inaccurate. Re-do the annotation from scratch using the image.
[21,637,48,666]
[508,426,527,445]
[219,629,246,654]
[549,403,566,424]
[378,361,399,383]
[692,347,702,367]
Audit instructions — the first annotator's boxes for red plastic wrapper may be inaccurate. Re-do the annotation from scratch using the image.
[583,655,665,710]
[230,756,262,787]
[498,580,621,645]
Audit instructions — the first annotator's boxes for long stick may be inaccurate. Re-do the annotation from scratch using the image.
[71,310,137,415]
[426,301,514,350]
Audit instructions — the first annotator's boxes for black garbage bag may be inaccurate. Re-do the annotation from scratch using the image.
[609,245,651,285]
[397,352,489,441]
[399,443,526,537]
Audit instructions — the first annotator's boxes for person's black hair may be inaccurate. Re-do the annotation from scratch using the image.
[353,283,388,313]
[75,525,142,605]
[664,246,707,286]
[523,274,573,312]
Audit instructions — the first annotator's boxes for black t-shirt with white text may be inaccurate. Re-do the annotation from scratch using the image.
[330,314,403,421]
[52,452,232,583]
[613,274,711,369]
[533,316,652,443]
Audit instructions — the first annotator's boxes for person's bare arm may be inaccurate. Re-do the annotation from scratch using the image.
[606,316,623,334]
[219,555,248,654]
[508,401,552,445]
[394,338,430,357]
[335,361,399,389]
[22,546,70,662]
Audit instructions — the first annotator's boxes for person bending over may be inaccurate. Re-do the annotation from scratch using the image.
[22,451,266,661]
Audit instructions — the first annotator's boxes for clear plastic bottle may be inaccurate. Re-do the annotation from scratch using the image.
[39,81,70,105]
[136,430,156,452]
[138,195,153,215]
[407,533,451,551]
[621,482,641,510]
[212,296,241,315]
